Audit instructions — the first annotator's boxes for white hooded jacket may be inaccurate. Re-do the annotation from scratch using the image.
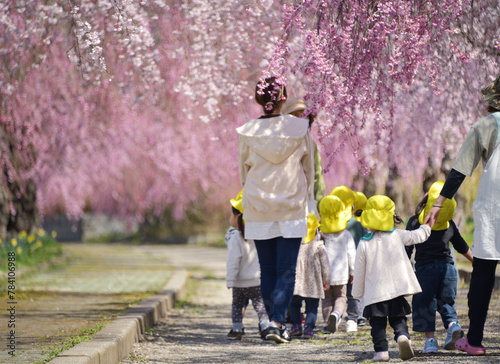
[236,114,314,223]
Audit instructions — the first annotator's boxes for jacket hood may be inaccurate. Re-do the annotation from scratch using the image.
[419,181,456,230]
[236,115,309,164]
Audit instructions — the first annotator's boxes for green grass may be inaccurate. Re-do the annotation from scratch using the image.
[35,321,109,364]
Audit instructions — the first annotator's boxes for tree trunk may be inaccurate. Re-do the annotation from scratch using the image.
[0,143,38,239]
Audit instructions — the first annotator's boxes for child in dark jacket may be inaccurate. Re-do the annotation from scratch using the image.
[406,181,473,353]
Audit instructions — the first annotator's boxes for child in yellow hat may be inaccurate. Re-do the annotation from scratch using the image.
[330,186,368,332]
[289,214,331,340]
[226,190,269,340]
[318,195,356,335]
[406,181,473,354]
[352,195,431,361]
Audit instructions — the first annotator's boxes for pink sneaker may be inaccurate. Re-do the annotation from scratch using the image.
[455,337,486,356]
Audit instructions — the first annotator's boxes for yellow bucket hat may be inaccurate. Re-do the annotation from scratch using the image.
[360,195,395,231]
[330,185,356,221]
[230,189,244,214]
[318,195,347,234]
[418,181,456,231]
[304,213,321,243]
[353,191,367,222]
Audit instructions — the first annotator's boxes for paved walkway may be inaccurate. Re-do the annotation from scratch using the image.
[2,243,500,363]
[121,247,500,364]
[0,243,175,364]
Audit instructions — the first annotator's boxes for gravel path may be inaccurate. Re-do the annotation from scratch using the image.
[121,248,500,364]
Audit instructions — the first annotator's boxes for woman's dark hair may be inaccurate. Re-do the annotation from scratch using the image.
[255,76,287,115]
[414,193,428,216]
[232,206,245,238]
[487,105,500,114]
[354,209,362,217]
[307,114,315,128]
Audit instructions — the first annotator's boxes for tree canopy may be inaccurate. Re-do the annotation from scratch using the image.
[1,0,499,234]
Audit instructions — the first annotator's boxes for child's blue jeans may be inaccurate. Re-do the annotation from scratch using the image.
[412,260,458,332]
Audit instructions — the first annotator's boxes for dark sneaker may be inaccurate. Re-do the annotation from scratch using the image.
[291,324,302,337]
[266,325,291,344]
[357,317,366,327]
[327,312,340,334]
[260,328,268,340]
[303,327,315,339]
[227,329,243,340]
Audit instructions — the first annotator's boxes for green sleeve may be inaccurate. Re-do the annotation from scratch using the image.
[313,141,326,202]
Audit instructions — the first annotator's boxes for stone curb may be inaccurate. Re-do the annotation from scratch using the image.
[47,268,188,364]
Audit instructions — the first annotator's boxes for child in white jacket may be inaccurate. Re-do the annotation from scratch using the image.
[226,190,269,340]
[353,195,431,361]
[318,195,356,334]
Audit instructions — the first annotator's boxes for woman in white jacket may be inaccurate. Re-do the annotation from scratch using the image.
[237,77,314,344]
[353,195,431,362]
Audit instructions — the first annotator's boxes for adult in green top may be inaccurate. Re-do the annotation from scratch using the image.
[282,97,326,205]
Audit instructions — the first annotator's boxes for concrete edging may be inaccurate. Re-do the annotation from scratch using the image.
[48,268,188,364]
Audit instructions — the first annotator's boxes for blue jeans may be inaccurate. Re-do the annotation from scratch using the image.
[254,237,301,325]
[412,260,458,332]
[290,295,320,329]
[346,282,361,321]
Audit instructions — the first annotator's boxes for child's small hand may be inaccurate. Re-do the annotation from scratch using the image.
[323,283,330,291]
[349,275,354,285]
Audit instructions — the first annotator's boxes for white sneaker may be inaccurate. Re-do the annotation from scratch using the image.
[373,351,389,361]
[397,335,414,360]
[345,320,358,333]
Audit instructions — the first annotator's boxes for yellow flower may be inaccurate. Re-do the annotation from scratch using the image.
[37,229,46,236]
[19,231,27,239]
[35,240,43,249]
[0,237,2,243]
[28,234,36,243]
[11,239,17,247]
[51,231,57,238]
[16,247,22,254]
